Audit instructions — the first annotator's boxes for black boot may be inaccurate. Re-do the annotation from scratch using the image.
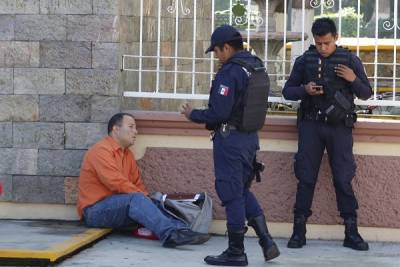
[287,214,307,248]
[204,230,248,266]
[248,215,280,261]
[343,217,369,251]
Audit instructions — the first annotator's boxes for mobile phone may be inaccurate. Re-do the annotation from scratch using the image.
[312,85,323,91]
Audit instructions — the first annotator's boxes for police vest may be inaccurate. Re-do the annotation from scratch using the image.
[301,45,356,125]
[229,57,270,132]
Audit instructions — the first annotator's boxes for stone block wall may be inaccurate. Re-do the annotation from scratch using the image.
[0,0,214,210]
[0,0,125,206]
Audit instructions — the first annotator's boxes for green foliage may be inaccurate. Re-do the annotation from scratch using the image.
[316,7,362,37]
[317,7,400,38]
[214,1,230,12]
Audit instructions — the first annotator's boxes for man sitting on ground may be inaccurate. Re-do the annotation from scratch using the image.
[77,113,208,247]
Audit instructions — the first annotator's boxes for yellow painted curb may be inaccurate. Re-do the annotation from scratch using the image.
[0,228,111,263]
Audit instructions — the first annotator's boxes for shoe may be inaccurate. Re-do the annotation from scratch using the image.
[204,230,248,266]
[248,215,280,261]
[178,229,211,245]
[343,217,369,251]
[162,229,197,248]
[287,214,307,249]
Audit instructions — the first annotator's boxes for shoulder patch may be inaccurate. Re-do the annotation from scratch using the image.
[218,84,230,96]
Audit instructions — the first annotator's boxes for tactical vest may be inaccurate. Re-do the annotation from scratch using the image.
[301,45,356,126]
[229,57,270,132]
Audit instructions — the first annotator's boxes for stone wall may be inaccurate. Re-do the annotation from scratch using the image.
[0,0,215,210]
[0,0,125,205]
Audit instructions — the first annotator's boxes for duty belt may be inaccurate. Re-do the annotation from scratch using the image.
[219,123,237,131]
[210,123,237,141]
[303,110,328,123]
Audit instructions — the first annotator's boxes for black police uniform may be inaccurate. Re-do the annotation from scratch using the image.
[283,45,372,251]
[189,25,280,266]
[191,51,264,230]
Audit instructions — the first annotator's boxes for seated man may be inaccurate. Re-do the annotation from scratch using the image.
[77,113,208,248]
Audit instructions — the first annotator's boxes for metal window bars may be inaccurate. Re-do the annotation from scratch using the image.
[122,0,400,108]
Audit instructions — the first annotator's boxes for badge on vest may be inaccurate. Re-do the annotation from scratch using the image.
[218,84,230,96]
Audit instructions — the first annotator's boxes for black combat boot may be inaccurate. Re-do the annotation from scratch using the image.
[343,217,369,251]
[204,230,248,266]
[247,215,280,261]
[287,214,307,248]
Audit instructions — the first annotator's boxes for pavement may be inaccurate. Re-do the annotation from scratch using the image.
[1,220,399,267]
[59,233,400,267]
[0,220,89,251]
[0,220,111,266]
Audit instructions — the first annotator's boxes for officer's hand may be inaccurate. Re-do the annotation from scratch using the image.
[180,103,193,120]
[335,64,356,82]
[305,81,324,96]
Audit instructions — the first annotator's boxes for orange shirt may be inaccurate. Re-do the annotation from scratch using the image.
[77,136,148,219]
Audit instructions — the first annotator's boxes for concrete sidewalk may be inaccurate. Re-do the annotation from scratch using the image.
[0,220,110,266]
[60,233,400,267]
[0,220,88,251]
[0,220,399,266]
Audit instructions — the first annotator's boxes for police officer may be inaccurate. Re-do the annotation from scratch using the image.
[283,18,372,251]
[181,25,280,266]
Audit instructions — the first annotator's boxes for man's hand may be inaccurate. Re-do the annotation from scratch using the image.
[180,103,193,120]
[335,64,357,82]
[305,81,324,96]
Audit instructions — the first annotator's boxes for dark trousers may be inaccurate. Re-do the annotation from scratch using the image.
[213,130,264,231]
[294,120,358,219]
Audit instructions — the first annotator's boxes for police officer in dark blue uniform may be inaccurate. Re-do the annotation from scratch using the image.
[283,18,372,251]
[181,25,280,266]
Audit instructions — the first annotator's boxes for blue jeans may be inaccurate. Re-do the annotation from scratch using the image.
[83,192,188,243]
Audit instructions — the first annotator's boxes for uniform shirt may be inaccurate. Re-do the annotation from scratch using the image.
[283,50,372,101]
[77,136,148,219]
[190,51,258,125]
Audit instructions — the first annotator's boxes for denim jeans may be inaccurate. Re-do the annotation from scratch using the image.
[83,192,188,243]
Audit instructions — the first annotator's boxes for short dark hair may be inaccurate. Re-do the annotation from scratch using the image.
[107,113,135,134]
[216,38,244,51]
[311,17,337,37]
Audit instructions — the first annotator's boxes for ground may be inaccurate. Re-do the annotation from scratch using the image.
[1,220,399,267]
[60,234,400,267]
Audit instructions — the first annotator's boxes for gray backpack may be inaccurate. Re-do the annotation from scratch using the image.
[150,192,213,234]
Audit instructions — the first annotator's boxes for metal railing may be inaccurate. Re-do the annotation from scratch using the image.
[122,0,400,108]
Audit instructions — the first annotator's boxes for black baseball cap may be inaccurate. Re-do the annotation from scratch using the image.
[205,25,243,54]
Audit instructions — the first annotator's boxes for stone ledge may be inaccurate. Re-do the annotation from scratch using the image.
[128,111,400,143]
